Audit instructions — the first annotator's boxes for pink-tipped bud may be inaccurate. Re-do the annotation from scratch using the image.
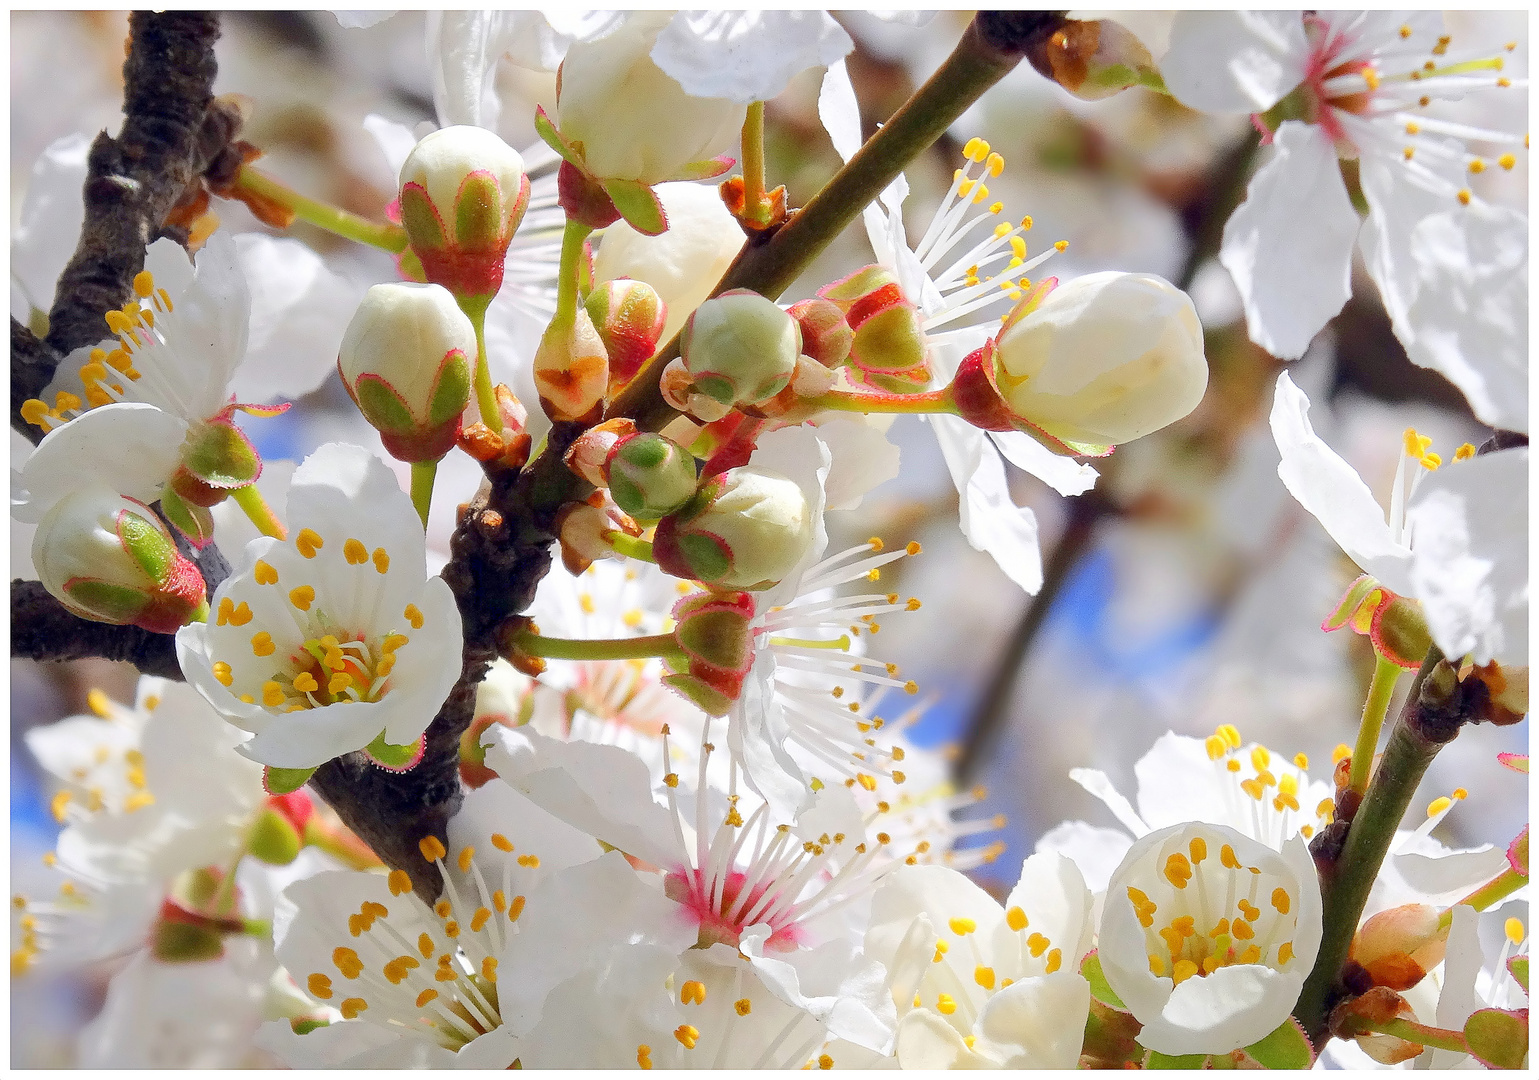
[398,126,531,304]
[1037,19,1162,101]
[680,290,802,409]
[33,486,207,634]
[565,418,638,488]
[787,297,854,369]
[585,277,667,388]
[534,309,610,423]
[818,265,930,392]
[606,432,699,522]
[661,589,757,716]
[338,283,475,464]
[1351,904,1448,991]
[654,465,813,591]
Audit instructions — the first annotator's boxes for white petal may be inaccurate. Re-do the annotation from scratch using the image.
[332,11,397,30]
[975,971,1093,1069]
[1268,372,1415,593]
[169,231,251,419]
[230,234,364,403]
[1160,11,1309,114]
[14,402,187,521]
[287,443,425,574]
[1142,962,1302,1056]
[989,430,1098,497]
[1034,820,1132,898]
[997,851,1093,969]
[1068,767,1150,837]
[893,1008,975,1069]
[806,416,900,512]
[426,10,505,128]
[932,415,1043,594]
[12,133,91,315]
[1407,448,1528,666]
[1430,904,1484,1068]
[865,864,1002,970]
[362,113,421,182]
[1219,122,1359,360]
[817,59,864,164]
[653,11,853,104]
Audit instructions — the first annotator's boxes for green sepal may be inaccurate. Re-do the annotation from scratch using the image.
[1142,1049,1210,1069]
[365,731,424,771]
[1079,996,1143,1069]
[533,105,587,172]
[428,353,472,427]
[152,919,226,963]
[292,1018,331,1036]
[1241,1017,1314,1070]
[601,178,668,236]
[1080,951,1127,1009]
[160,487,217,548]
[1464,1007,1529,1070]
[115,508,175,581]
[63,578,150,622]
[247,806,303,866]
[183,420,261,489]
[661,673,735,717]
[355,374,418,435]
[263,765,317,796]
[400,183,446,251]
[455,171,503,249]
[677,531,732,583]
[1509,956,1528,993]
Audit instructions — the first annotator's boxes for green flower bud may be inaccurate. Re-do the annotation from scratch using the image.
[680,290,802,408]
[584,277,667,387]
[247,805,303,866]
[607,432,699,521]
[1035,19,1164,101]
[33,486,207,634]
[338,283,475,464]
[655,465,813,590]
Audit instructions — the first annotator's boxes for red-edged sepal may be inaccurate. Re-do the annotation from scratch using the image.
[1322,575,1431,669]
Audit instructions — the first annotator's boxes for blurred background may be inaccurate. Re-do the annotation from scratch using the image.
[11,10,1528,1066]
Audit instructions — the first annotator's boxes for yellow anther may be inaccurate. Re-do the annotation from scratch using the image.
[343,539,368,565]
[381,633,409,654]
[307,973,333,999]
[217,597,235,625]
[383,956,418,984]
[508,895,526,922]
[963,137,989,162]
[949,917,977,936]
[819,1054,835,1069]
[936,993,957,1015]
[481,956,498,981]
[1220,844,1241,870]
[984,152,1004,177]
[132,271,157,298]
[1027,932,1049,958]
[1006,906,1028,932]
[442,921,460,938]
[1399,23,1412,38]
[1499,153,1517,170]
[405,604,424,629]
[213,661,234,687]
[1149,953,1166,976]
[1189,837,1208,864]
[1278,941,1295,965]
[856,773,877,791]
[296,529,324,558]
[1271,887,1292,914]
[288,585,315,611]
[517,854,541,868]
[388,869,412,896]
[250,631,275,658]
[262,682,286,707]
[1163,853,1192,888]
[333,947,363,978]
[1172,959,1198,985]
[637,1045,652,1070]
[1054,240,1068,252]
[1457,189,1472,206]
[1427,796,1452,817]
[454,846,475,873]
[664,773,679,788]
[1454,443,1477,461]
[1251,746,1271,770]
[293,672,319,694]
[340,998,367,1019]
[1239,944,1262,965]
[490,833,513,853]
[327,672,353,695]
[975,965,996,989]
[1505,917,1524,945]
[1205,735,1226,760]
[49,790,72,823]
[674,1024,700,1049]
[415,988,438,1008]
[419,835,447,862]
[988,201,1003,214]
[19,399,51,427]
[867,536,884,552]
[1363,67,1380,90]
[681,980,707,1005]
[254,560,279,585]
[1469,158,1486,174]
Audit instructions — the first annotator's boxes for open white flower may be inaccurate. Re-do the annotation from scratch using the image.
[1099,821,1323,1056]
[1162,12,1528,432]
[865,856,1094,1069]
[176,443,461,772]
[819,61,1103,595]
[1270,371,1527,665]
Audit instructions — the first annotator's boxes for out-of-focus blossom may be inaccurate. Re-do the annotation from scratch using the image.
[1163,12,1528,433]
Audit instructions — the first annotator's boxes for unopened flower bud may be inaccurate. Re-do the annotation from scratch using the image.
[554,494,639,576]
[247,802,304,866]
[1036,19,1162,101]
[338,283,475,464]
[585,277,666,387]
[399,126,530,304]
[985,272,1207,449]
[566,418,638,488]
[33,486,207,633]
[556,12,745,186]
[660,357,733,423]
[533,309,610,423]
[1350,904,1447,990]
[607,433,699,521]
[662,589,757,716]
[1322,575,1433,669]
[787,297,854,369]
[654,465,813,590]
[818,265,929,391]
[594,182,745,342]
[681,290,802,408]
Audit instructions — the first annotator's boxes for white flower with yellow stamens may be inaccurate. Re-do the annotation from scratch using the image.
[259,782,605,1068]
[819,61,1099,595]
[1099,821,1322,1056]
[176,443,460,773]
[482,724,899,1050]
[1162,12,1527,430]
[864,854,1095,1069]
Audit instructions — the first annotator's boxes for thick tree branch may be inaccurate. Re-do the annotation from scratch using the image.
[11,580,183,678]
[12,320,64,438]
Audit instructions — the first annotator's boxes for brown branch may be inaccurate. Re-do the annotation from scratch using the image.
[12,320,63,440]
[11,580,183,678]
[43,13,233,359]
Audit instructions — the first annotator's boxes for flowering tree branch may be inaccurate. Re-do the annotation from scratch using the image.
[11,579,185,678]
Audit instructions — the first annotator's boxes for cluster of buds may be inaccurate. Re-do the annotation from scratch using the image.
[584,277,667,390]
[33,486,207,633]
[397,126,530,314]
[952,272,1208,454]
[337,282,474,465]
[660,290,804,421]
[818,266,929,392]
